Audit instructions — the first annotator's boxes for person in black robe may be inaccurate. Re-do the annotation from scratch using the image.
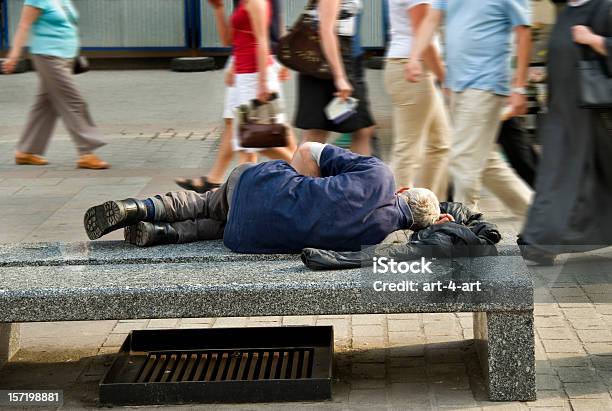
[519,0,612,264]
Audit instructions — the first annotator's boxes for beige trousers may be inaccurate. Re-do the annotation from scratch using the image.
[449,89,533,218]
[384,59,450,199]
[17,54,105,156]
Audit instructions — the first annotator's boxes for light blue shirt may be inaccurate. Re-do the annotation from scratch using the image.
[25,0,79,59]
[433,0,531,96]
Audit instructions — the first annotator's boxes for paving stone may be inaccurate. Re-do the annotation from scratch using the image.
[569,398,612,411]
[536,374,562,390]
[388,332,423,346]
[388,366,428,383]
[387,345,426,358]
[353,336,386,350]
[568,317,608,330]
[563,382,609,399]
[557,367,597,383]
[547,353,589,367]
[352,314,387,325]
[353,325,385,337]
[102,333,128,348]
[432,387,478,408]
[525,389,568,408]
[213,317,248,328]
[584,342,612,355]
[542,339,583,353]
[538,328,575,340]
[388,319,420,332]
[351,362,386,379]
[282,316,317,326]
[147,319,180,328]
[348,388,388,405]
[576,329,612,343]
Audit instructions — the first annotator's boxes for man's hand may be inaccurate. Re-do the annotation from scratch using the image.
[1,57,18,74]
[435,213,455,225]
[405,59,424,83]
[207,0,224,9]
[508,92,528,118]
[334,76,353,100]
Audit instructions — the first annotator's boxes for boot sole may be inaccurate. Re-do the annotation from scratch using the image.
[124,222,153,247]
[84,201,127,240]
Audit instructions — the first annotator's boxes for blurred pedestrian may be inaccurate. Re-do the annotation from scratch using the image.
[295,0,376,155]
[519,0,612,264]
[177,0,295,193]
[384,0,450,198]
[2,0,109,169]
[407,0,534,218]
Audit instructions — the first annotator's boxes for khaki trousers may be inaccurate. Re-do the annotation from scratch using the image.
[384,59,450,199]
[17,55,105,156]
[449,89,533,218]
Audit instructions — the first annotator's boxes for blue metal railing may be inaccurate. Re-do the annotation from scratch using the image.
[0,0,387,53]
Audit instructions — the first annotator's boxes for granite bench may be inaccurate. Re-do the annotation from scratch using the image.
[0,241,535,402]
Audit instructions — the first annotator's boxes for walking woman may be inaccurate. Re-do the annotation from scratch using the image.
[177,0,294,193]
[2,0,109,169]
[295,0,376,155]
[519,0,612,264]
[384,0,450,198]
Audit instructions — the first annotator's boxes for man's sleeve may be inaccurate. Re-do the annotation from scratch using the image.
[506,0,531,28]
[431,0,447,12]
[318,145,387,177]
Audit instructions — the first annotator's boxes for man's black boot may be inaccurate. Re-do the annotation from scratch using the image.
[124,222,179,247]
[84,198,148,240]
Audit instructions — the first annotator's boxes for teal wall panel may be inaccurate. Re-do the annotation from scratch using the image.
[7,0,187,48]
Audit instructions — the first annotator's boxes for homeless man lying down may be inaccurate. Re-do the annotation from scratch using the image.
[84,143,453,252]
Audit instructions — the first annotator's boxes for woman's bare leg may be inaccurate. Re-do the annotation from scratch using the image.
[285,125,299,153]
[239,152,257,163]
[351,126,374,156]
[260,147,294,161]
[207,118,235,183]
[303,129,329,144]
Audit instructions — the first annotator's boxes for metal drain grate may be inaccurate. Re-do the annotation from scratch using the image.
[135,348,314,383]
[99,326,333,406]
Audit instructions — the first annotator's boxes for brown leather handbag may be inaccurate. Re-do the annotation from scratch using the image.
[276,0,335,80]
[238,96,288,149]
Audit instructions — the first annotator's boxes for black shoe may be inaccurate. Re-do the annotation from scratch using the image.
[517,235,557,266]
[124,222,179,247]
[175,176,221,194]
[84,198,148,240]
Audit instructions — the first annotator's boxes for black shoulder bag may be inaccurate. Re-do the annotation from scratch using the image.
[577,0,612,108]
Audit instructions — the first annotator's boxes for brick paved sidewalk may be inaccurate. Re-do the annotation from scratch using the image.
[1,70,612,410]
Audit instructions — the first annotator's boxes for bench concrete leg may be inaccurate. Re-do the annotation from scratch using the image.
[0,323,20,369]
[473,311,536,401]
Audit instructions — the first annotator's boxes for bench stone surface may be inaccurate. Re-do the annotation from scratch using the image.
[0,239,521,267]
[0,241,292,267]
[0,241,535,402]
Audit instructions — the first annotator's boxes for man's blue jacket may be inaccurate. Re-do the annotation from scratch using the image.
[223,145,413,254]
